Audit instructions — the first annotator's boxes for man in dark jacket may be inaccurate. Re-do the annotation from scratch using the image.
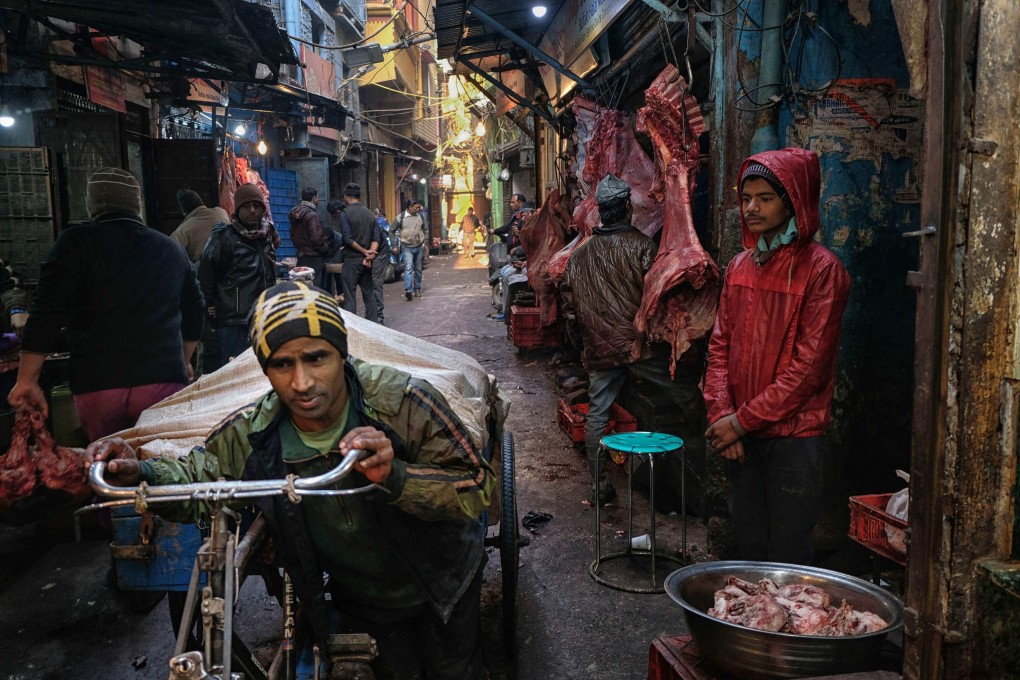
[198,183,277,373]
[704,148,851,565]
[339,183,379,321]
[9,167,204,441]
[86,282,493,679]
[562,174,692,504]
[289,187,333,289]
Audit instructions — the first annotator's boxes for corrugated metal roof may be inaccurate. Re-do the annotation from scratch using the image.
[1,0,298,82]
[435,0,563,60]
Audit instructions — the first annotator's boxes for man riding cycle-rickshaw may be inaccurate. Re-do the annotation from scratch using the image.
[85,281,521,680]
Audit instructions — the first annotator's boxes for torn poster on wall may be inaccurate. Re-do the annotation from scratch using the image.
[789,78,922,169]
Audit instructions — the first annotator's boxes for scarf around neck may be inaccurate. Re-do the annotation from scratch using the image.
[752,216,798,266]
[231,215,270,241]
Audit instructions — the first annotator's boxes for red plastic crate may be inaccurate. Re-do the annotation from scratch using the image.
[610,403,637,432]
[508,305,563,348]
[557,399,636,445]
[848,493,908,566]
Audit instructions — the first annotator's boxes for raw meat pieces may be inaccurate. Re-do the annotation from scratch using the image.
[29,413,91,500]
[0,411,90,513]
[707,576,888,636]
[635,65,720,370]
[0,415,38,511]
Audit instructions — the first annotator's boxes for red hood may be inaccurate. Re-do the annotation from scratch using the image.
[736,148,820,250]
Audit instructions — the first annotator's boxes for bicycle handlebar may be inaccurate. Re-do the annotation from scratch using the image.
[88,448,388,505]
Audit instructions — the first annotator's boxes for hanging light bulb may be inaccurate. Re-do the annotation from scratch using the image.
[499,167,511,182]
[475,121,486,137]
[0,107,14,128]
[419,178,426,185]
[257,139,268,155]
[532,5,547,18]
[411,173,418,180]
[234,121,247,135]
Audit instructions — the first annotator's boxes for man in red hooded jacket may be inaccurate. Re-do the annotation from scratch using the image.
[703,148,851,565]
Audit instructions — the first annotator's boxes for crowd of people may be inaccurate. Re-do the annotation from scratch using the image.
[3,145,851,678]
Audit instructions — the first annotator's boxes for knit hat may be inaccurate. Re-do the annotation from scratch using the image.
[248,282,348,368]
[595,173,631,204]
[741,162,794,215]
[86,167,141,218]
[343,183,361,198]
[233,184,267,214]
[176,189,204,215]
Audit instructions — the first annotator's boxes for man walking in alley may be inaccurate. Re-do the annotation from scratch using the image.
[290,187,334,289]
[339,183,379,320]
[393,199,428,300]
[460,206,479,257]
[198,183,277,373]
[563,174,705,505]
[170,189,229,265]
[9,167,204,441]
[703,148,851,566]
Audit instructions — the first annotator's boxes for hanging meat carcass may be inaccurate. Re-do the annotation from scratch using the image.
[519,189,572,327]
[547,97,662,283]
[634,66,720,371]
[218,150,238,216]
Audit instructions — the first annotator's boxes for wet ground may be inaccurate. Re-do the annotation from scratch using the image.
[0,249,706,679]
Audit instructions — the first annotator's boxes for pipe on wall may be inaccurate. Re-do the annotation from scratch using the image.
[749,0,787,154]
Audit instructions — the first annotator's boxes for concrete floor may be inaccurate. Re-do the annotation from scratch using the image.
[0,251,706,679]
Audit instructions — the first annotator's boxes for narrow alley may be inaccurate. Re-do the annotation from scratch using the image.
[0,251,703,680]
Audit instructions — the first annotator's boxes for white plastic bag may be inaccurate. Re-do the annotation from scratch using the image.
[885,470,910,554]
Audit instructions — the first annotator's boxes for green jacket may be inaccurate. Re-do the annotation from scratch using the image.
[140,358,495,628]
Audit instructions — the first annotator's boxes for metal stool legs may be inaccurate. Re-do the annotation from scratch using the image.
[589,447,685,594]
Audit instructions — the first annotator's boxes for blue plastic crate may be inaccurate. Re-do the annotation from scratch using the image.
[111,506,204,591]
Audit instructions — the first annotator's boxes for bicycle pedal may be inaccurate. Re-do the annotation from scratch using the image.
[325,633,378,663]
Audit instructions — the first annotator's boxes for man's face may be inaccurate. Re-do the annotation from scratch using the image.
[238,201,266,228]
[740,177,791,235]
[265,337,347,432]
[510,196,523,211]
[311,195,319,206]
[408,203,421,215]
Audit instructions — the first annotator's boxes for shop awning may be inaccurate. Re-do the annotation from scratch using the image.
[235,82,350,131]
[0,0,299,82]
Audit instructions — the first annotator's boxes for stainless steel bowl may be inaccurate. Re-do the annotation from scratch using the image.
[664,561,904,679]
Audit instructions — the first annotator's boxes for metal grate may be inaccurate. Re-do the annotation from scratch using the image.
[0,148,55,283]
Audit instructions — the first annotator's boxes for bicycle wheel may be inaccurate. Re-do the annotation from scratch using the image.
[499,430,519,658]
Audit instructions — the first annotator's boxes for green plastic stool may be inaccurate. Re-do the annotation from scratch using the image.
[590,432,686,593]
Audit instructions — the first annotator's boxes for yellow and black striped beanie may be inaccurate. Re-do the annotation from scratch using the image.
[248,282,348,368]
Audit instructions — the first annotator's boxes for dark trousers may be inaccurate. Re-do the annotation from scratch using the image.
[727,436,823,565]
[202,323,250,374]
[296,255,328,290]
[341,258,378,321]
[371,254,388,324]
[333,566,484,680]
